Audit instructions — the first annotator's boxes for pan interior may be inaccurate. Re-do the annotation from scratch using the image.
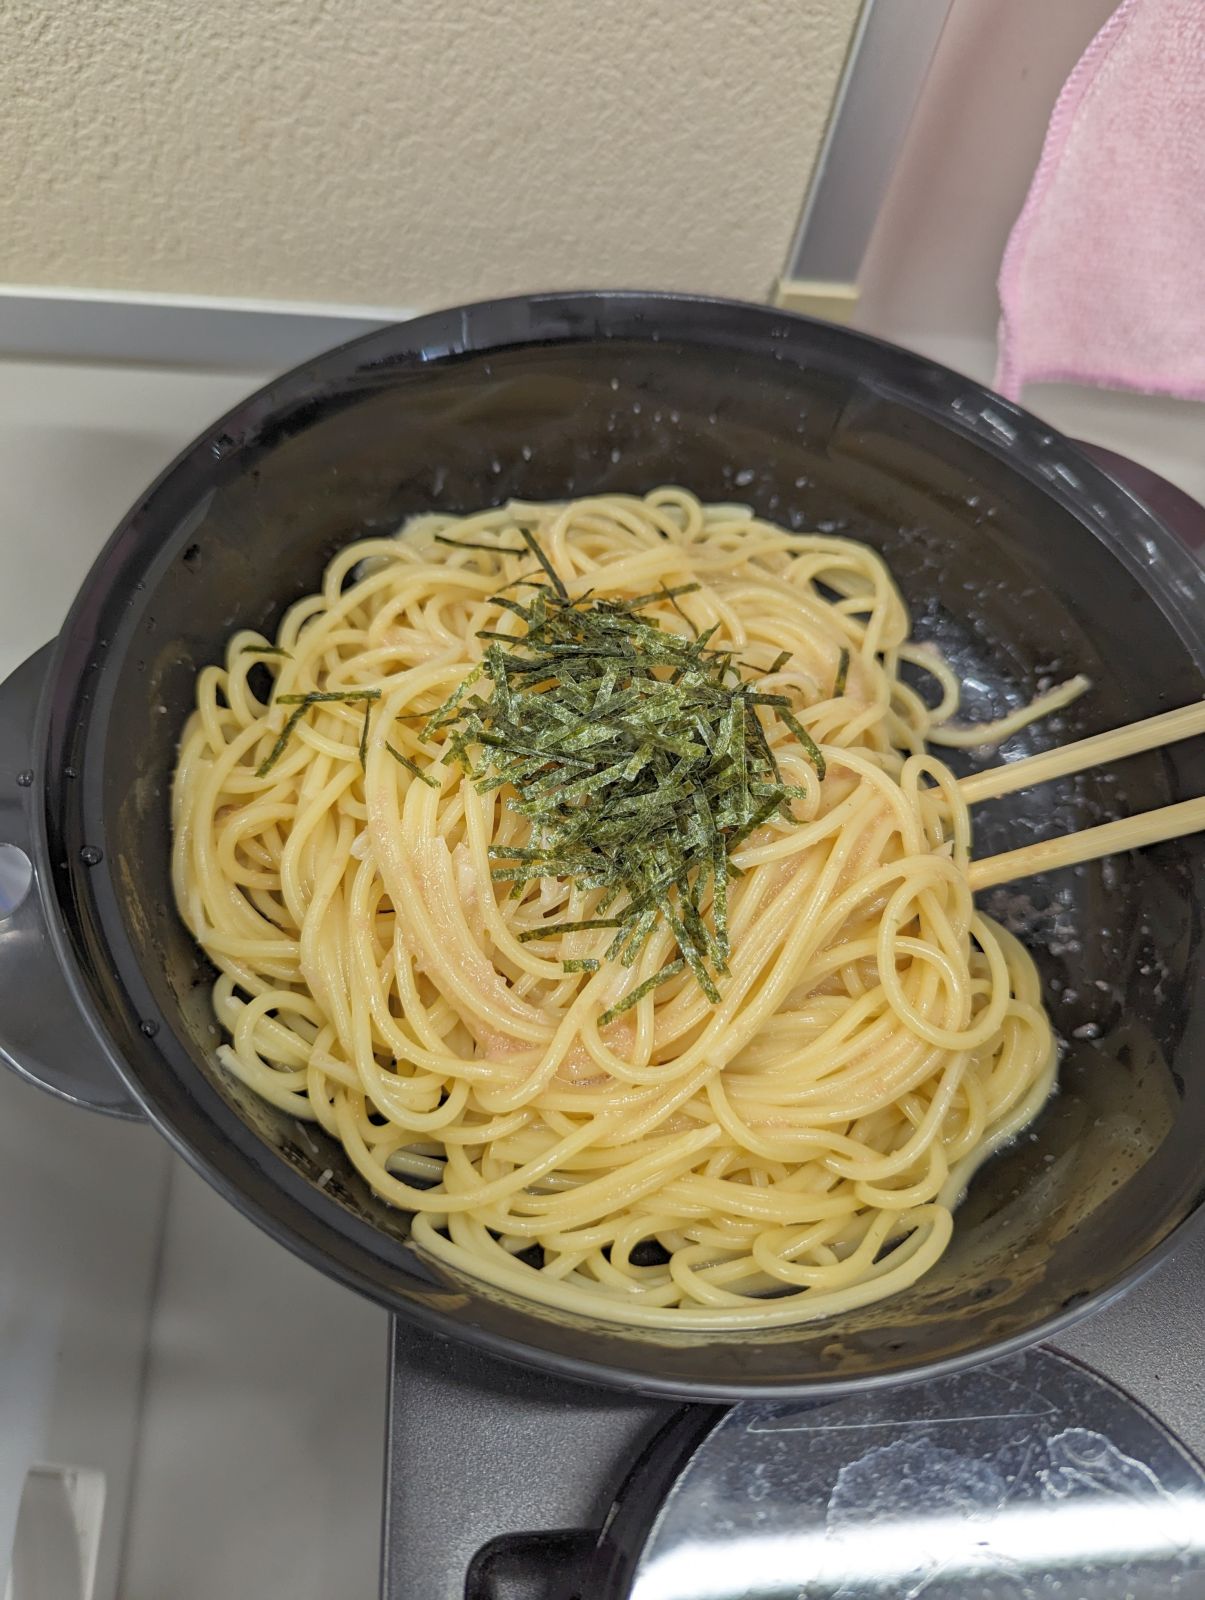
[47,307,1205,1394]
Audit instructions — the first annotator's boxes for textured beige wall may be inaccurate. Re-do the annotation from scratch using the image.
[0,0,859,310]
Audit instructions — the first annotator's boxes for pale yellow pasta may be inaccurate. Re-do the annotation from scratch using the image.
[171,490,1059,1328]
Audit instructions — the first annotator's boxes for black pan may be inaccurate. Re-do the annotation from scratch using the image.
[2,292,1204,1401]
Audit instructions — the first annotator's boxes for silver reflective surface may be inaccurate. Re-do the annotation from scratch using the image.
[0,645,142,1117]
[0,842,32,918]
[784,0,953,284]
[629,1349,1205,1600]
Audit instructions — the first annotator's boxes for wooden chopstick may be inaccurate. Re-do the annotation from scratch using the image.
[968,795,1205,891]
[959,699,1205,805]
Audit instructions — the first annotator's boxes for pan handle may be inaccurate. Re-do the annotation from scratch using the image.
[0,644,144,1120]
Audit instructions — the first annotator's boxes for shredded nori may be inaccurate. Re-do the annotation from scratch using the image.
[385,740,440,788]
[359,698,372,768]
[257,689,382,777]
[833,646,850,698]
[275,690,382,705]
[255,702,310,778]
[435,535,527,555]
[423,558,827,1009]
[252,529,830,1008]
[599,958,685,1026]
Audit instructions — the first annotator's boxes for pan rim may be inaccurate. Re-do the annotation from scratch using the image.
[28,288,1205,1399]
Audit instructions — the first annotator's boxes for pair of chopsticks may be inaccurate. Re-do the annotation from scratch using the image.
[959,700,1205,891]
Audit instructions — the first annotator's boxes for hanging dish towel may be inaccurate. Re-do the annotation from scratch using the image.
[995,0,1205,402]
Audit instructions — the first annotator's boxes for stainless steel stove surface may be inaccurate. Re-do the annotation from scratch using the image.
[383,445,1205,1600]
[384,1218,1205,1600]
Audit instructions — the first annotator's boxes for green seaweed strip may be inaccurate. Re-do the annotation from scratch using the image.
[255,702,309,777]
[384,741,440,788]
[434,535,527,554]
[599,960,686,1026]
[359,699,372,767]
[412,520,822,1008]
[515,523,569,600]
[518,918,625,943]
[777,707,826,780]
[276,689,381,705]
[419,661,486,741]
[711,836,730,965]
[833,647,850,698]
[621,582,702,612]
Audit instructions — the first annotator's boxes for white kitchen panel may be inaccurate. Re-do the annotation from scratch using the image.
[0,1071,169,1600]
[118,1163,386,1600]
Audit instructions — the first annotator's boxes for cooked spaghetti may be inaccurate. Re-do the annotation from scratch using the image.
[171,489,1077,1328]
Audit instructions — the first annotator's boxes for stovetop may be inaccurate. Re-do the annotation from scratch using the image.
[383,1217,1205,1599]
[382,442,1205,1600]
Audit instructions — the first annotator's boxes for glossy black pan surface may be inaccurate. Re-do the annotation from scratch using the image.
[21,293,1205,1397]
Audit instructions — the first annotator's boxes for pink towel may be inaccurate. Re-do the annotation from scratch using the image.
[995,0,1205,402]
